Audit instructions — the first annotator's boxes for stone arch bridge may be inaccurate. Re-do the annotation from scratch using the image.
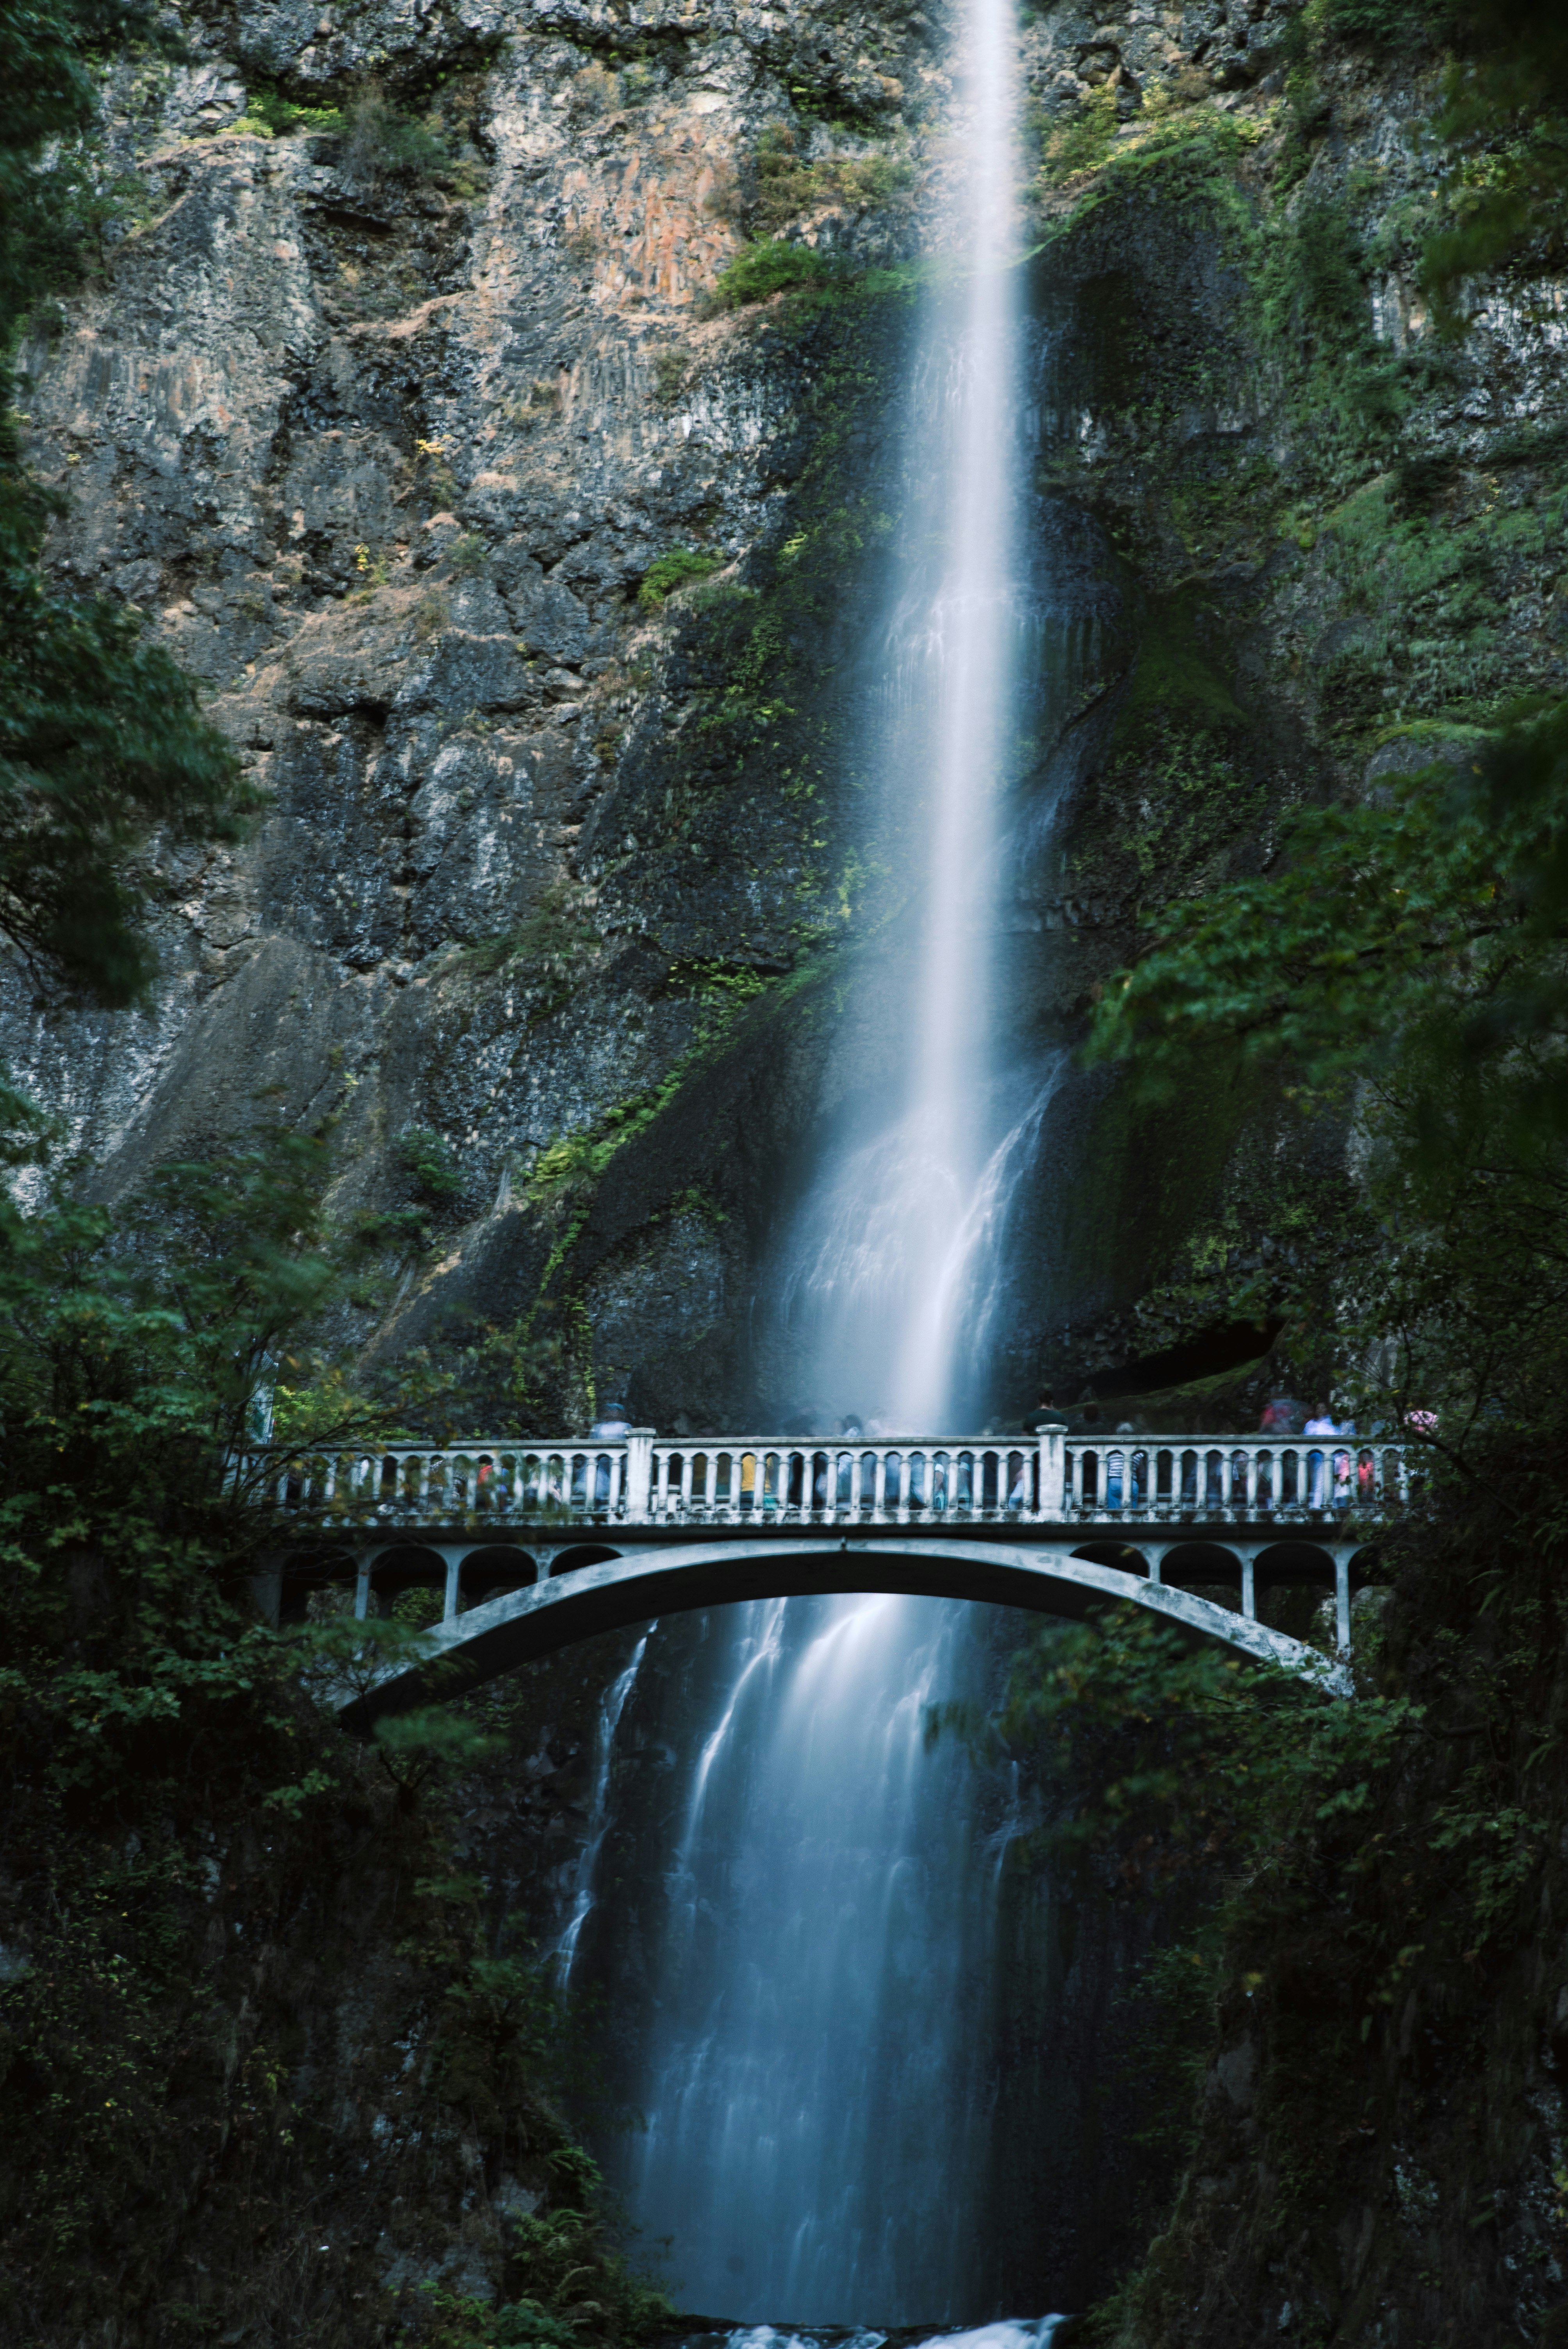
[251,1426,1408,1729]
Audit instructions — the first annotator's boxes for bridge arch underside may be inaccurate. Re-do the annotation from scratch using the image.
[278,1543,538,1622]
[1070,1536,1376,1588]
[336,1537,1349,1733]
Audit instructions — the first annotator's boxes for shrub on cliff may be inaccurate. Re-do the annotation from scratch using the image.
[637,546,725,609]
[709,237,836,310]
[341,81,449,186]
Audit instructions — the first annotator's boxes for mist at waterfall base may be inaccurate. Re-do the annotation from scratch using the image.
[554,0,1089,2329]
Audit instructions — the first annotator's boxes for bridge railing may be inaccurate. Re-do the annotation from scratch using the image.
[257,1429,1408,1532]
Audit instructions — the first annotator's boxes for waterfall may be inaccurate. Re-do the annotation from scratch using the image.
[882,0,1021,1433]
[584,0,1048,2322]
[608,1595,1010,2321]
[554,1629,652,1983]
[774,0,1035,1436]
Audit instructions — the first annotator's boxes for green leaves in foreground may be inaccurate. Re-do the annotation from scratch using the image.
[1090,705,1568,1130]
[961,1607,1420,1894]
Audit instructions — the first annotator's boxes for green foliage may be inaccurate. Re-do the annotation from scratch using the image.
[956,1609,1414,1891]
[1073,1419,1568,2339]
[637,545,724,609]
[0,498,248,1003]
[1039,83,1121,185]
[1090,709,1568,1115]
[1309,0,1459,50]
[648,345,689,405]
[396,1122,465,1201]
[0,0,246,1012]
[462,878,604,1000]
[1310,0,1568,324]
[0,1127,632,2329]
[1035,100,1260,244]
[750,124,914,228]
[240,83,344,137]
[413,2146,673,2349]
[0,1129,344,1518]
[708,237,836,310]
[0,0,164,328]
[341,82,449,184]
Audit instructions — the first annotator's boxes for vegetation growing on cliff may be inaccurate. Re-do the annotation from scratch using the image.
[0,0,243,1018]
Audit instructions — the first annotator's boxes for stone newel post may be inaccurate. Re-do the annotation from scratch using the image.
[625,1428,656,1520]
[1037,1423,1067,1517]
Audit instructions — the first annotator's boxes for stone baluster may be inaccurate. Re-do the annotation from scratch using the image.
[1070,1447,1085,1511]
[680,1452,696,1517]
[874,1451,887,1518]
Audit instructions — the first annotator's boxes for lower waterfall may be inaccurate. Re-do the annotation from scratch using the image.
[599,1596,1011,2323]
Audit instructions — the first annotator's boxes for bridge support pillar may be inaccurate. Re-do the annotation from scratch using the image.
[444,1551,463,1623]
[626,1428,656,1520]
[1240,1554,1256,1621]
[355,1558,372,1620]
[251,1555,283,1627]
[1335,1548,1352,1656]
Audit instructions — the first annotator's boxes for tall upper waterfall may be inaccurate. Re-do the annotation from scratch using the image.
[883,0,1021,1431]
[775,0,1037,1435]
[577,0,1048,2323]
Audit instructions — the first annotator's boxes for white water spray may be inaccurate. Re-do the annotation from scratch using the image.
[889,0,1021,1428]
[554,1629,651,1983]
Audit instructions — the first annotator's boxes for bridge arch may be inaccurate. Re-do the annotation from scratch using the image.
[1158,1540,1245,1584]
[1252,1539,1347,1585]
[549,1542,624,1577]
[336,1536,1347,1733]
[460,1545,537,1603]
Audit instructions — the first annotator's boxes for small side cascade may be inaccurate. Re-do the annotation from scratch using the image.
[552,1628,651,1983]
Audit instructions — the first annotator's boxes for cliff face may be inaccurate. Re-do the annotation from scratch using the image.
[19,0,1564,1430]
[8,0,937,1425]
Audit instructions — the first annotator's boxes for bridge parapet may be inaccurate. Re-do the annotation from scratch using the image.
[261,1428,1408,1535]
